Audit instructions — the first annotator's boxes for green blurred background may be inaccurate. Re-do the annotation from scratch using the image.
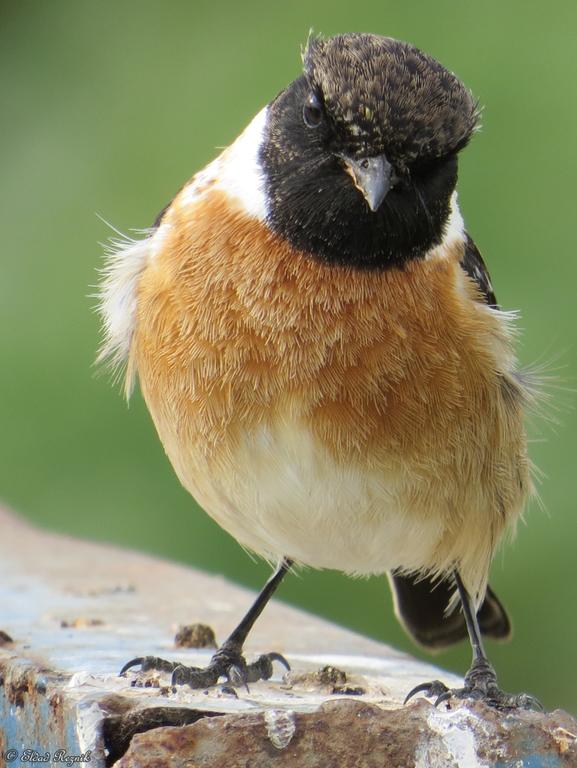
[1,1,576,713]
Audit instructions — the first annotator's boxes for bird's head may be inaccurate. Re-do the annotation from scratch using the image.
[260,33,479,268]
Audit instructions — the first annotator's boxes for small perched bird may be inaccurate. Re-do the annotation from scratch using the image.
[98,32,538,708]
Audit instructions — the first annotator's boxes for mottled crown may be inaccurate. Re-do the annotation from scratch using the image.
[304,33,479,163]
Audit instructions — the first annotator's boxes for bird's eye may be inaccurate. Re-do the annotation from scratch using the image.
[303,93,323,128]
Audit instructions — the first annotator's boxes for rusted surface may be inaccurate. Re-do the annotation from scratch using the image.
[102,707,223,766]
[115,699,577,768]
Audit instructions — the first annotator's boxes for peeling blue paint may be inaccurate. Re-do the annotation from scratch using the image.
[0,681,101,766]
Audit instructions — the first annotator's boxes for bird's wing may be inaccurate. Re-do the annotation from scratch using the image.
[460,233,498,308]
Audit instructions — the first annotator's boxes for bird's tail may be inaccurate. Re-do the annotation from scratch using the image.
[388,571,511,651]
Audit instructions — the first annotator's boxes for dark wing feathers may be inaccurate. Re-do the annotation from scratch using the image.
[460,233,498,308]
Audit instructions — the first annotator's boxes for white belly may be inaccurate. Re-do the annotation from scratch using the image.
[176,419,446,576]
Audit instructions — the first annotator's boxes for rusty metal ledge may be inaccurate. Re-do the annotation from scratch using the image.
[0,506,575,767]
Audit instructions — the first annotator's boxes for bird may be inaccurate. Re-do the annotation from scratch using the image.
[97,32,539,708]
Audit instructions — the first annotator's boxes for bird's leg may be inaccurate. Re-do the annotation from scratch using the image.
[405,570,542,710]
[120,558,293,689]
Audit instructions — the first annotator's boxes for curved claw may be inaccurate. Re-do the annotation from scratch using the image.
[120,655,179,677]
[404,682,431,704]
[170,664,187,686]
[227,664,244,686]
[515,693,544,712]
[267,652,291,672]
[119,657,145,676]
[227,664,249,691]
[434,690,453,708]
[404,680,448,705]
[486,690,544,712]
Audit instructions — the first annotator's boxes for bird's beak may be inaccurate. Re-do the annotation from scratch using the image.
[341,153,393,212]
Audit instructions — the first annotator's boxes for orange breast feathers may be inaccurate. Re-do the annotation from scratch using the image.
[130,188,530,598]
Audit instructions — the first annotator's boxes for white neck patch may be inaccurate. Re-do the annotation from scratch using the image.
[442,191,465,244]
[176,106,269,221]
[214,106,269,220]
[424,190,465,260]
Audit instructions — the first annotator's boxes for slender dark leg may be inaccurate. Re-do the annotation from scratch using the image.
[434,572,499,706]
[120,558,293,688]
[455,571,491,663]
[225,557,292,649]
[405,570,542,710]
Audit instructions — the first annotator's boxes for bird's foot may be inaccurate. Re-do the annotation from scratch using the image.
[120,641,290,689]
[404,659,542,711]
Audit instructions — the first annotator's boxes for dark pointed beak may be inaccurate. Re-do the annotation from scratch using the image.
[342,153,393,212]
